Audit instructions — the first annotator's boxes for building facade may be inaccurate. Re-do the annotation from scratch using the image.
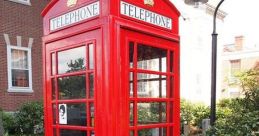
[0,0,49,111]
[170,0,226,105]
[220,36,259,99]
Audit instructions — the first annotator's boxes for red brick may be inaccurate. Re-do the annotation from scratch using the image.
[0,0,50,111]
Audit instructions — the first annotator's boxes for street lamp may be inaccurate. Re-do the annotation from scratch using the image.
[184,0,225,126]
[184,0,208,8]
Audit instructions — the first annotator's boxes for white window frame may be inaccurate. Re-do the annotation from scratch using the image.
[7,0,31,6]
[7,45,33,93]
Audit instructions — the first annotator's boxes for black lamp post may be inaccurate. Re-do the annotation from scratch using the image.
[184,0,225,126]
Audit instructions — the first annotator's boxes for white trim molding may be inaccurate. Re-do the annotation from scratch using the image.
[17,36,22,47]
[3,34,11,45]
[28,38,34,48]
[7,45,33,93]
[7,0,31,6]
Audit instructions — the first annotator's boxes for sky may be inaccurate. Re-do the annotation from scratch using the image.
[212,0,259,47]
[171,0,259,47]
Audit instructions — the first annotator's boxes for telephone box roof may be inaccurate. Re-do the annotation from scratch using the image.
[41,0,180,17]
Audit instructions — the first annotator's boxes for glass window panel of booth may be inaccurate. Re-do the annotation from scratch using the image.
[88,44,94,70]
[51,43,96,135]
[130,131,134,136]
[58,103,86,126]
[128,41,175,135]
[58,75,86,100]
[129,102,134,126]
[89,103,95,127]
[129,42,134,68]
[137,102,166,125]
[60,129,87,136]
[90,131,95,136]
[137,44,167,72]
[52,104,57,124]
[137,73,166,98]
[129,72,134,97]
[138,127,167,136]
[89,73,94,99]
[58,46,86,74]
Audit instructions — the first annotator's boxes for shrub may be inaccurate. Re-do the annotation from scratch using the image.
[0,108,17,135]
[15,101,44,135]
[180,99,210,134]
[207,69,259,135]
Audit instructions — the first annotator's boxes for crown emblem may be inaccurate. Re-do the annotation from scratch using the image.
[67,0,78,7]
[144,0,154,6]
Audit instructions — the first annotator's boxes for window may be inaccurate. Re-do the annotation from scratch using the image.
[229,59,241,84]
[51,43,95,135]
[7,46,32,92]
[7,0,31,5]
[129,42,174,135]
[230,59,241,76]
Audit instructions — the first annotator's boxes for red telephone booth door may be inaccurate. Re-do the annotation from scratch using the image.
[119,29,180,136]
[45,30,101,136]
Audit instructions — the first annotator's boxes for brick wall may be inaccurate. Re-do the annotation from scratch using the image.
[0,0,50,111]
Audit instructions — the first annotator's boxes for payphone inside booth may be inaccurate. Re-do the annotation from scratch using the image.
[42,0,180,136]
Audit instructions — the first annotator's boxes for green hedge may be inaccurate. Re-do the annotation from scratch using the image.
[1,101,44,135]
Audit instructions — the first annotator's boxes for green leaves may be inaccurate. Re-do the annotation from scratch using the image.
[207,69,259,136]
[1,102,44,135]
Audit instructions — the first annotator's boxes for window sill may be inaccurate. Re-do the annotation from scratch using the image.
[8,88,33,93]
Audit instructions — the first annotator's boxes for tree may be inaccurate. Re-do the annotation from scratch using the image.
[207,69,259,136]
[58,58,86,99]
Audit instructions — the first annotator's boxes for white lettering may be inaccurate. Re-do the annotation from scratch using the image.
[120,1,172,30]
[50,1,100,31]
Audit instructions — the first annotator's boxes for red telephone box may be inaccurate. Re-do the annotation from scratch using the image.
[42,0,180,136]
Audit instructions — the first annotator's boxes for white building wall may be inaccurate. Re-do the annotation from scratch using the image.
[170,0,225,105]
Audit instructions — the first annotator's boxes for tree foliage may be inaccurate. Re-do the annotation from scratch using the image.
[0,102,44,135]
[207,69,259,136]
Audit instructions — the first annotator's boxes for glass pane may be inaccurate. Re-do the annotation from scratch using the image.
[138,102,166,125]
[59,103,86,126]
[90,131,95,136]
[130,131,134,136]
[138,128,166,136]
[137,44,167,72]
[11,49,28,69]
[89,73,94,99]
[52,53,56,75]
[129,72,133,97]
[58,46,86,74]
[90,103,95,127]
[53,104,57,124]
[89,44,94,69]
[130,102,134,126]
[137,74,166,98]
[58,75,86,100]
[52,78,56,100]
[60,130,87,136]
[129,42,134,68]
[12,69,29,87]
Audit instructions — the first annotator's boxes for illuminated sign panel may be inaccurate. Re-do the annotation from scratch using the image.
[120,1,172,30]
[50,1,100,31]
